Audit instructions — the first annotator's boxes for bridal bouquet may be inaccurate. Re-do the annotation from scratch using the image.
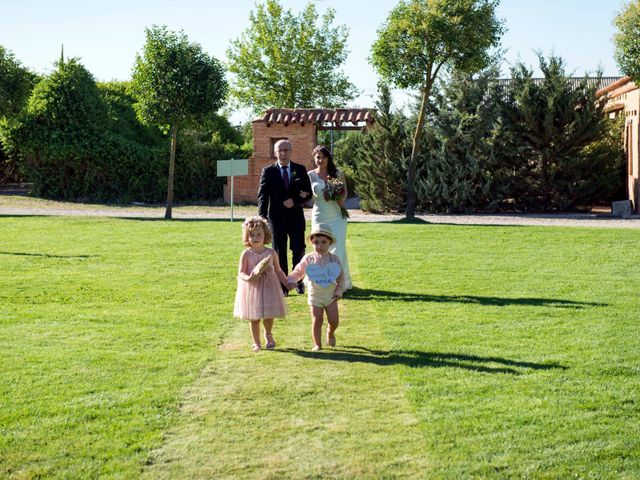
[323,177,350,219]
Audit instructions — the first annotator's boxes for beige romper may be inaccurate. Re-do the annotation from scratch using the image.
[288,251,345,308]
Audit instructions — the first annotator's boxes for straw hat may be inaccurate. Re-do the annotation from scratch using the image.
[306,224,336,245]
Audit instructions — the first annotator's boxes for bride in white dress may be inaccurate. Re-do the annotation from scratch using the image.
[307,145,352,290]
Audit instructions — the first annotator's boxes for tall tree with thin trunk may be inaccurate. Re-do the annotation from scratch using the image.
[131,25,227,219]
[371,0,504,219]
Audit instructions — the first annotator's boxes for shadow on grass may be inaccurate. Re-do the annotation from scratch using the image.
[118,217,240,222]
[388,217,430,225]
[364,217,526,227]
[0,250,97,259]
[0,214,51,218]
[278,346,567,375]
[344,287,605,309]
[0,214,240,223]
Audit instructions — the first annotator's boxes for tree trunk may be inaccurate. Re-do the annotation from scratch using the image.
[165,122,178,220]
[406,83,432,219]
[541,151,550,212]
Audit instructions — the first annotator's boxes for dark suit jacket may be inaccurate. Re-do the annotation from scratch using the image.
[258,161,312,233]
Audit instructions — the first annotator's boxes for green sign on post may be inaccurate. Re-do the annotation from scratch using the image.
[217,158,249,221]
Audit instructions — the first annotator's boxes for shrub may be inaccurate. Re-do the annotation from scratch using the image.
[174,127,251,201]
[502,55,620,210]
[339,84,409,212]
[0,45,39,183]
[416,68,504,212]
[3,62,246,203]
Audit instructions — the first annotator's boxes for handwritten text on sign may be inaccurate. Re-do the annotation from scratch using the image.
[306,262,341,288]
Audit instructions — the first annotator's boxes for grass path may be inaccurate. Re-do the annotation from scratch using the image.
[2,217,638,478]
[144,254,430,479]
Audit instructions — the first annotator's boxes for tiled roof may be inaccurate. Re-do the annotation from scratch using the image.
[596,76,634,96]
[256,108,375,126]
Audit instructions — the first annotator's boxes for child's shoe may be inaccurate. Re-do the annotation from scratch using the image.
[311,345,322,352]
[252,343,261,352]
[265,334,276,350]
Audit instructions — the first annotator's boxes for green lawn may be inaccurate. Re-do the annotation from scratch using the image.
[1,216,638,479]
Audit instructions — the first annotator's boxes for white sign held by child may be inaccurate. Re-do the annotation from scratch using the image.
[306,263,341,288]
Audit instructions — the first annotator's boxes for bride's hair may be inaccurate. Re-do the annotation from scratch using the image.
[312,145,338,178]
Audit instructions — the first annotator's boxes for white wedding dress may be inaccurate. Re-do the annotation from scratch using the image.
[308,170,352,290]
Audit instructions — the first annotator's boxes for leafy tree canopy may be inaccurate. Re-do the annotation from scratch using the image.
[614,0,640,82]
[0,45,38,119]
[227,0,357,113]
[371,0,504,90]
[131,25,227,130]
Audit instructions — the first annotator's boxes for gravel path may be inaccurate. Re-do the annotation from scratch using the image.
[1,196,640,227]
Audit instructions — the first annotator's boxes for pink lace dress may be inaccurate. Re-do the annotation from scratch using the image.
[234,248,287,320]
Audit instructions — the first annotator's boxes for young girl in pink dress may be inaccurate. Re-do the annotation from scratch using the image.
[234,216,289,352]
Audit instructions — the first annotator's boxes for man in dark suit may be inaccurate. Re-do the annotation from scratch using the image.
[258,139,312,294]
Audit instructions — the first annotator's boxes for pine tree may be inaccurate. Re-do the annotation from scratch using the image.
[346,84,410,213]
[417,67,504,212]
[502,55,613,210]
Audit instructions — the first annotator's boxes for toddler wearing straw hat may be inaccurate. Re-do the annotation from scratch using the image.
[287,223,345,351]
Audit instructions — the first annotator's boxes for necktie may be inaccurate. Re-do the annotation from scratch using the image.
[282,166,290,189]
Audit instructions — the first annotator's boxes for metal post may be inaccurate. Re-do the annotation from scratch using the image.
[230,158,234,222]
[217,157,247,222]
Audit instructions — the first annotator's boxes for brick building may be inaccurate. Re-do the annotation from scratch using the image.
[598,76,640,212]
[223,108,374,203]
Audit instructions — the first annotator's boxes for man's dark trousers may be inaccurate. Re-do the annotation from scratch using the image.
[257,160,312,278]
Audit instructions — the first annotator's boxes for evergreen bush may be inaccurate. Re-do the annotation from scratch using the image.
[339,84,410,212]
[417,68,504,212]
[502,55,621,210]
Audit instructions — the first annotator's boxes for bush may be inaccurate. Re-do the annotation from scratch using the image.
[3,61,245,203]
[414,56,626,212]
[174,128,251,201]
[0,45,38,119]
[416,68,504,212]
[501,55,619,211]
[330,130,360,198]
[0,45,39,183]
[339,84,409,212]
[4,58,112,199]
[4,61,151,200]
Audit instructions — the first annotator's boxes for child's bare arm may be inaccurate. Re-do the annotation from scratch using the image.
[237,251,257,282]
[271,250,289,286]
[287,255,308,286]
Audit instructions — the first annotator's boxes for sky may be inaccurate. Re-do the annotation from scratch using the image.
[0,0,627,123]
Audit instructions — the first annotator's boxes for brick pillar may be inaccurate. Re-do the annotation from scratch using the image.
[224,120,318,204]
